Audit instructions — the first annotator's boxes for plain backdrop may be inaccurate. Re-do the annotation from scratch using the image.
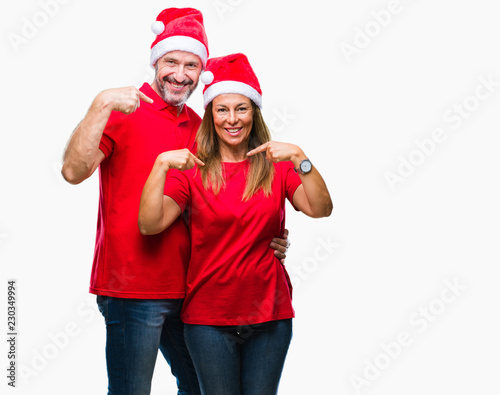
[1,0,500,394]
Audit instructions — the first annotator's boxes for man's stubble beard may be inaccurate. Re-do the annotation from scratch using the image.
[155,67,198,107]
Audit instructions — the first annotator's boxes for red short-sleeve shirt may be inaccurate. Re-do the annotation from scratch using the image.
[164,160,302,325]
[89,83,200,299]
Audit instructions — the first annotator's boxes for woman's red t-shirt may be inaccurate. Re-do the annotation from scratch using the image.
[164,160,301,326]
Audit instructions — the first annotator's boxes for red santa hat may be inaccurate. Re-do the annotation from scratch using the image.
[150,8,209,68]
[201,53,262,109]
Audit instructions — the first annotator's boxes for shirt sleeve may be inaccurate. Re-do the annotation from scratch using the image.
[99,136,113,158]
[283,162,302,211]
[99,111,119,158]
[98,111,127,158]
[164,169,191,212]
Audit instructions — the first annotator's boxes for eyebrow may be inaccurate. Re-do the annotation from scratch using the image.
[180,58,199,65]
[215,102,249,108]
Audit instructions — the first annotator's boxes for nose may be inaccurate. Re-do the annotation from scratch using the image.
[227,110,238,125]
[173,65,186,83]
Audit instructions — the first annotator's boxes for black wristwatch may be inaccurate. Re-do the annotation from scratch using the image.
[294,159,312,175]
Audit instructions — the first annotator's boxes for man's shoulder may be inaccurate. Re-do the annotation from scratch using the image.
[139,82,155,97]
[184,105,202,122]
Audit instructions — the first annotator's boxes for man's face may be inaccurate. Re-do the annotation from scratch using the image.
[153,50,202,107]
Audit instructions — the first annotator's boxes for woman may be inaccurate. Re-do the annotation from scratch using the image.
[139,53,332,394]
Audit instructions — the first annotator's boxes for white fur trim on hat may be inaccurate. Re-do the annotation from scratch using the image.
[203,80,262,109]
[150,35,208,67]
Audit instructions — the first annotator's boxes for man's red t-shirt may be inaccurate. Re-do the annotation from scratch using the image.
[164,160,301,325]
[89,83,200,299]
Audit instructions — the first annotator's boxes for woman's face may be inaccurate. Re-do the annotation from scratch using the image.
[212,94,254,153]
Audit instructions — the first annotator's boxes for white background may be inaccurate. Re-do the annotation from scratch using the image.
[1,0,500,394]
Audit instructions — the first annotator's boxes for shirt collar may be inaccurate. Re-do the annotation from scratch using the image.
[140,83,190,123]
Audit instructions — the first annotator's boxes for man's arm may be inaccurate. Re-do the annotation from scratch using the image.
[61,87,153,184]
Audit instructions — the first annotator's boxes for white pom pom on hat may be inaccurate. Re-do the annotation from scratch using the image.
[200,71,214,85]
[151,21,165,35]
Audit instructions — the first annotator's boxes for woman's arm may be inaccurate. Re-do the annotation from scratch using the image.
[138,149,204,235]
[247,142,333,218]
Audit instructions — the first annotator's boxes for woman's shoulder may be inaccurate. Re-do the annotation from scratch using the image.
[167,166,200,181]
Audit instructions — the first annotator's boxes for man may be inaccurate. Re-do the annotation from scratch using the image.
[61,7,289,395]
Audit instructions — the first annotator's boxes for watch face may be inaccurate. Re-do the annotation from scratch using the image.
[300,160,312,173]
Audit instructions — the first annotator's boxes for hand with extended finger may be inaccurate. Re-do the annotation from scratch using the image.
[156,149,205,172]
[97,86,154,115]
[247,141,307,167]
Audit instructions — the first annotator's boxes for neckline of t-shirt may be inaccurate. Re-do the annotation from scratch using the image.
[222,158,249,165]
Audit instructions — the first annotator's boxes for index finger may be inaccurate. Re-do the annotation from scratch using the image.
[188,152,205,166]
[271,238,288,248]
[247,142,270,157]
[139,91,154,104]
[194,157,205,166]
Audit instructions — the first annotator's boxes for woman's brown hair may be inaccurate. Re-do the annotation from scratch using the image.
[196,101,275,201]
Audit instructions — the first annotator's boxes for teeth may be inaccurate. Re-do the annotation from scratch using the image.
[171,83,184,88]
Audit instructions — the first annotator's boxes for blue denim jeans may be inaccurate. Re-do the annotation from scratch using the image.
[184,319,292,395]
[96,296,200,395]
